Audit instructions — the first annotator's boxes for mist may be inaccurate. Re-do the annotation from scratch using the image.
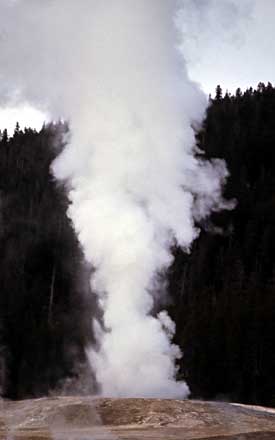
[0,0,230,398]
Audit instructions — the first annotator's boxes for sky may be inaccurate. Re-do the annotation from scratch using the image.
[179,0,275,95]
[0,105,48,134]
[0,0,274,133]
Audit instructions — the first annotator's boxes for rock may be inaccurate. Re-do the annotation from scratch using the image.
[0,396,275,439]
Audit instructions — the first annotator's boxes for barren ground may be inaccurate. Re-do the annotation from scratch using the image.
[0,396,275,439]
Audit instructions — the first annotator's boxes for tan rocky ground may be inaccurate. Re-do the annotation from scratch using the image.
[0,396,275,439]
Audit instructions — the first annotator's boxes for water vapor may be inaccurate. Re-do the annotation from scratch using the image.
[0,0,230,397]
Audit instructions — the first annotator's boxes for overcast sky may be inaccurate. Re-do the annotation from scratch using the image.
[180,0,275,95]
[0,0,274,133]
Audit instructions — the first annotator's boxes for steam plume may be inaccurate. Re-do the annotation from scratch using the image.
[0,1,230,397]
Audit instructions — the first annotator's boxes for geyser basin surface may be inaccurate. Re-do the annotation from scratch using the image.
[1,396,275,439]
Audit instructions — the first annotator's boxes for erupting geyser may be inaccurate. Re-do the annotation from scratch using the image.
[0,0,231,397]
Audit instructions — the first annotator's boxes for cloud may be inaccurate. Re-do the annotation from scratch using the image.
[0,0,230,397]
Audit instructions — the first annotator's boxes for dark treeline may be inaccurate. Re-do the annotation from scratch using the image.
[170,82,275,407]
[0,122,98,399]
[1,82,275,406]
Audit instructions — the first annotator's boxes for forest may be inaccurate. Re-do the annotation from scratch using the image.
[169,82,275,406]
[0,82,275,406]
[0,123,98,398]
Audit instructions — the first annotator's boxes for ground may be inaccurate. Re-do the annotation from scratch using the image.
[1,396,275,439]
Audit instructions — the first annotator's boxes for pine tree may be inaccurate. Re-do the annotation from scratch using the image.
[215,84,223,100]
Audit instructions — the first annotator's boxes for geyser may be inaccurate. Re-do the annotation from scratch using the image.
[0,0,230,398]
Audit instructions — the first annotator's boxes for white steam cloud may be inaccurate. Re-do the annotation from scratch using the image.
[0,1,231,398]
